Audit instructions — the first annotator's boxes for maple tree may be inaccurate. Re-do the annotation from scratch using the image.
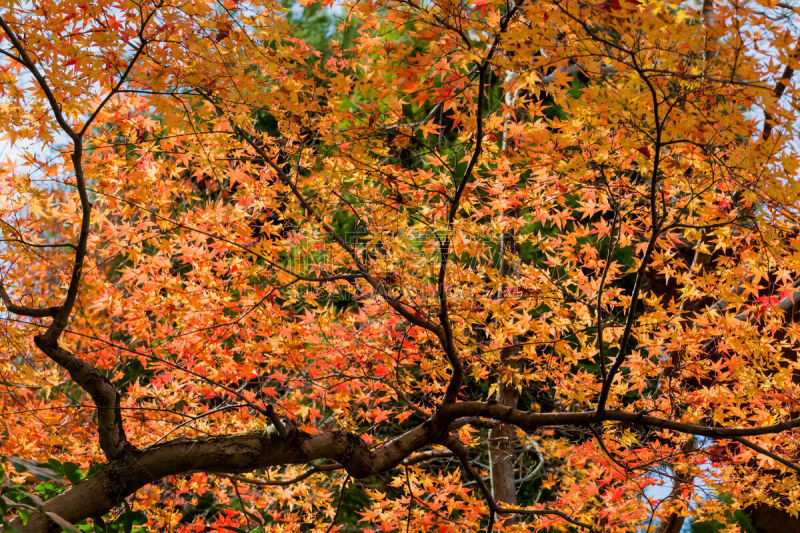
[3,0,800,531]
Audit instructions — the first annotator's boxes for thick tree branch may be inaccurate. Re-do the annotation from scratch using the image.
[16,399,800,530]
[14,420,439,532]
[32,335,132,460]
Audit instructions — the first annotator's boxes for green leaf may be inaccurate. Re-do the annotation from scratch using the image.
[8,457,61,482]
[61,462,84,484]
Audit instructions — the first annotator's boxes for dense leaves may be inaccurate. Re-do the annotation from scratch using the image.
[2,0,800,531]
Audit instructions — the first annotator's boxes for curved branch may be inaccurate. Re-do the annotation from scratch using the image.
[14,421,436,532]
[12,399,800,531]
[32,335,132,460]
[0,281,59,318]
[0,11,133,464]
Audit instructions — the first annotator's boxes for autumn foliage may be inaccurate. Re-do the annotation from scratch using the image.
[2,0,800,531]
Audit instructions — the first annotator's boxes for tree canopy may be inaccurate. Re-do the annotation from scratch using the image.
[2,0,800,531]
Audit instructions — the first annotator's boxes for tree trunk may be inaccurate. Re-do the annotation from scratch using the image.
[488,230,520,505]
[488,373,519,504]
[745,505,800,532]
[653,514,684,533]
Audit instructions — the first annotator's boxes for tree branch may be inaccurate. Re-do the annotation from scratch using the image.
[445,436,595,532]
[0,15,78,140]
[32,335,132,460]
[437,0,523,408]
[13,420,439,532]
[0,281,59,318]
[13,399,800,530]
